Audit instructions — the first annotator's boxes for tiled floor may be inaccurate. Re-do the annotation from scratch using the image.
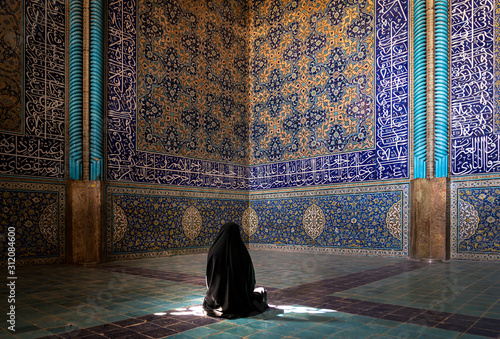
[1,250,500,338]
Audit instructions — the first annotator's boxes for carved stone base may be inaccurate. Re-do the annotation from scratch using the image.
[410,178,449,261]
[67,180,103,264]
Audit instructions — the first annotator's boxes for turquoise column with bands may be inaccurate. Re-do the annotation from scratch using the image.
[69,0,83,180]
[413,0,427,178]
[434,0,449,178]
[90,0,105,180]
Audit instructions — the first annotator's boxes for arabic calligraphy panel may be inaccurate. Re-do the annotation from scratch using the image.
[0,0,65,178]
[451,0,500,176]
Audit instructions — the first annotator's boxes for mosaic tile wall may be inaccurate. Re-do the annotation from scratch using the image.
[106,186,249,260]
[107,0,249,188]
[0,0,66,265]
[451,0,500,175]
[107,0,409,189]
[0,181,66,266]
[106,184,409,259]
[451,179,500,260]
[247,184,409,257]
[248,0,409,189]
[104,0,500,261]
[0,0,66,178]
[449,0,500,259]
[105,0,410,257]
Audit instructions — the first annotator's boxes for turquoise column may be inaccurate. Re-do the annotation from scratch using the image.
[413,0,427,178]
[89,0,105,180]
[69,0,84,180]
[434,0,449,178]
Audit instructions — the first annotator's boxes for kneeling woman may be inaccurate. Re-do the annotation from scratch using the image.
[203,222,268,318]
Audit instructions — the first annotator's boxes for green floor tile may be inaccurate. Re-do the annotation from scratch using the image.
[386,323,428,338]
[247,318,285,330]
[205,332,240,339]
[206,321,239,331]
[247,330,287,339]
[225,324,261,336]
[182,326,219,337]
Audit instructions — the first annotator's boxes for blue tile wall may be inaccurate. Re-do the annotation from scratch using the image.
[0,0,65,179]
[107,0,249,189]
[0,181,66,266]
[451,0,500,176]
[104,0,410,257]
[451,179,500,260]
[106,186,249,260]
[248,0,409,189]
[249,184,409,257]
[106,0,409,189]
[106,184,409,259]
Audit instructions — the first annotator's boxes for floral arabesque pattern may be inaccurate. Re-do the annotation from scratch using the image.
[457,187,500,254]
[250,189,404,251]
[0,187,63,261]
[110,192,248,254]
[107,0,409,188]
[249,0,375,163]
[137,0,249,163]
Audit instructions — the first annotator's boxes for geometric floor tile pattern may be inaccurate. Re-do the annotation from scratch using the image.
[1,250,500,338]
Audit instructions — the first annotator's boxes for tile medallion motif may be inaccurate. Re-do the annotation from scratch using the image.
[242,206,259,236]
[0,0,65,178]
[112,202,128,245]
[106,185,249,260]
[0,181,65,266]
[451,179,500,260]
[39,203,58,246]
[386,200,402,241]
[303,203,326,240]
[458,198,480,243]
[248,183,409,257]
[451,0,500,176]
[182,205,203,241]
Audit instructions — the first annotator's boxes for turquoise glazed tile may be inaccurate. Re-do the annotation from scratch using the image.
[245,320,280,330]
[293,329,330,338]
[457,334,495,339]
[206,321,239,331]
[224,325,262,336]
[266,324,302,336]
[386,323,428,337]
[182,326,219,337]
[417,327,461,338]
[205,332,240,339]
[247,330,287,339]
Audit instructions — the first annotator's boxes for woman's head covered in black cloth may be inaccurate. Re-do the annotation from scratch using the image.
[203,222,267,318]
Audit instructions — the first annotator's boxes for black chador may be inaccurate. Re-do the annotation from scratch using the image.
[203,222,268,318]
